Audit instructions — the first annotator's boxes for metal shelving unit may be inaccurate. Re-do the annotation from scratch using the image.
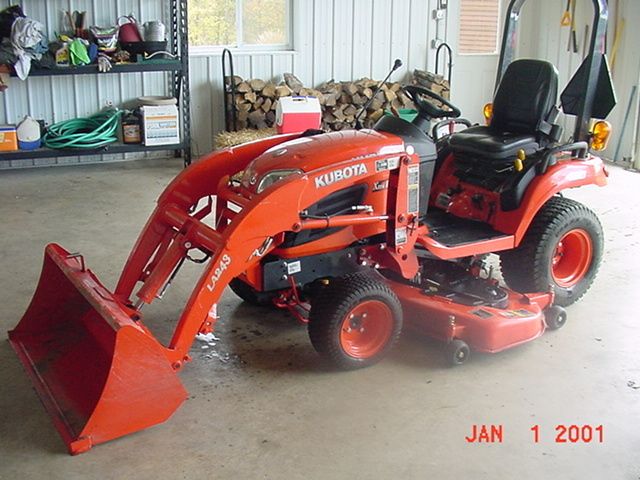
[16,60,183,76]
[0,142,188,161]
[1,0,191,166]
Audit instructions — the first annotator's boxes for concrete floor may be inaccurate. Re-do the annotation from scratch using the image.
[0,159,638,479]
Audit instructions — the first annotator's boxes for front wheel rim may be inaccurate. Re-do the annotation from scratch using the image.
[551,228,594,288]
[339,300,394,359]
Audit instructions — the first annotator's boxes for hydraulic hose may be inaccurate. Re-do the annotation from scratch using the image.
[43,108,124,149]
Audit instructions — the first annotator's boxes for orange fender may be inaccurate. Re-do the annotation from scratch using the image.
[493,155,607,243]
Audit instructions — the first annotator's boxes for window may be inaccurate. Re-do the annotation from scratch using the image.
[189,0,290,51]
[459,0,500,54]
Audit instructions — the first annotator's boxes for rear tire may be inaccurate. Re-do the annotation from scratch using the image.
[229,278,276,307]
[500,197,603,307]
[308,273,403,370]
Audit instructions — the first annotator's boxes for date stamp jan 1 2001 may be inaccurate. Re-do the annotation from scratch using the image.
[465,424,604,444]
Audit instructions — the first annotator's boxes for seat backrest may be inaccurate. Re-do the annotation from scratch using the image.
[491,59,558,135]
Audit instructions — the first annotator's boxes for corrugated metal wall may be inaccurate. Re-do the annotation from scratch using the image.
[190,0,443,157]
[0,0,444,168]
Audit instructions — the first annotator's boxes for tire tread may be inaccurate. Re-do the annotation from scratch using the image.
[500,196,603,306]
[308,272,402,369]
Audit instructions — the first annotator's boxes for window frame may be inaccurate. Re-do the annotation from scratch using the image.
[189,0,293,56]
[457,0,502,56]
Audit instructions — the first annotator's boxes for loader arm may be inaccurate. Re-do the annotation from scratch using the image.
[115,133,300,301]
[160,172,315,363]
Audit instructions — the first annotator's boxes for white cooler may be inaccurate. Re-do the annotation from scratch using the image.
[275,96,322,134]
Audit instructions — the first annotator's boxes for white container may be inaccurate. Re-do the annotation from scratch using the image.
[275,96,322,134]
[141,105,180,146]
[17,116,41,150]
[143,21,166,42]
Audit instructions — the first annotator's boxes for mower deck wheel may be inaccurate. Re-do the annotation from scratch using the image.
[544,305,568,330]
[308,273,402,369]
[445,339,470,366]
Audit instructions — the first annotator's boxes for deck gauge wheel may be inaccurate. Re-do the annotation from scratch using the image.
[446,339,471,366]
[544,305,568,330]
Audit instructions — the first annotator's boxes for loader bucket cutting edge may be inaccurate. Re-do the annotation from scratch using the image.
[8,243,187,454]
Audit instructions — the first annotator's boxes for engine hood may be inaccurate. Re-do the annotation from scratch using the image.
[246,129,405,181]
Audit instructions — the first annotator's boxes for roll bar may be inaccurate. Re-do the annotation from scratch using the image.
[495,0,609,143]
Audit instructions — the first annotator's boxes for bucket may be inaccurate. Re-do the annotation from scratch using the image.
[8,244,187,454]
[143,21,166,42]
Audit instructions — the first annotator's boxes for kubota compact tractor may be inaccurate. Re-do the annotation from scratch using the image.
[9,0,615,454]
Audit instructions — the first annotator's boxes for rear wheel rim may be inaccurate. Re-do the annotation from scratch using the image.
[339,300,394,359]
[551,228,593,288]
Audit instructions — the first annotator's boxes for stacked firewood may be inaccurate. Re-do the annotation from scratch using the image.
[412,69,451,100]
[225,76,282,130]
[224,70,450,131]
[315,77,415,130]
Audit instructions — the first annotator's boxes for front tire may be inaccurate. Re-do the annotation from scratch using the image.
[500,197,603,307]
[308,273,403,370]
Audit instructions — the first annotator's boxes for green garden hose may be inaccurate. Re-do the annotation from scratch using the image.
[43,108,123,149]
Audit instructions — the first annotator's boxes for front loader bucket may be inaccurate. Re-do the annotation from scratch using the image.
[8,244,187,454]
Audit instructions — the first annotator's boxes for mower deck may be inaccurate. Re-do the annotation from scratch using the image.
[387,278,552,356]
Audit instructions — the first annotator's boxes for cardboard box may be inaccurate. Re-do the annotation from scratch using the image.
[141,105,180,146]
[275,96,322,134]
[0,125,18,151]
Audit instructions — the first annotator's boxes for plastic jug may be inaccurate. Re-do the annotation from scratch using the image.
[17,116,41,150]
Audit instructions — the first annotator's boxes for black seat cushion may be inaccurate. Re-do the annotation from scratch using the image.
[448,59,558,161]
[491,59,558,135]
[448,125,539,159]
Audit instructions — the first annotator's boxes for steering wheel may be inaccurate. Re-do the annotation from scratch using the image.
[403,85,461,121]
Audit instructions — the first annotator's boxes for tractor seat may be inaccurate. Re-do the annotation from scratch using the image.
[448,59,560,161]
[447,125,538,159]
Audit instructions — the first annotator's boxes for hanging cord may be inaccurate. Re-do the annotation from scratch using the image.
[43,108,123,149]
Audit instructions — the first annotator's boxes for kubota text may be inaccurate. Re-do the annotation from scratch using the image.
[315,163,368,188]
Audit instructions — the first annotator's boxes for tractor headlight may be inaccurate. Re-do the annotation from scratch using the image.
[256,169,302,193]
[241,163,258,189]
[590,120,612,151]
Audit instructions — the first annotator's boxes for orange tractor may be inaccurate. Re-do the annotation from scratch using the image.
[9,0,614,454]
